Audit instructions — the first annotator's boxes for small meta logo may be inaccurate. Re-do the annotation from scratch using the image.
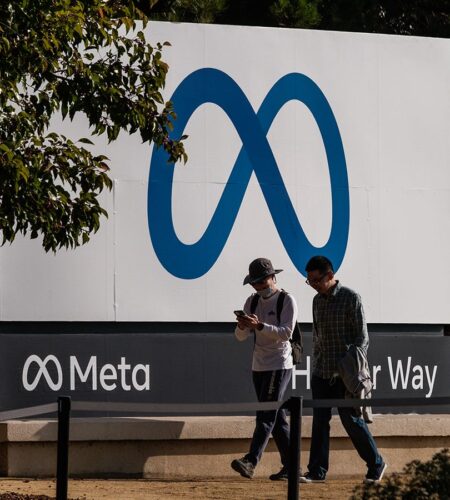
[22,355,63,391]
[22,355,150,392]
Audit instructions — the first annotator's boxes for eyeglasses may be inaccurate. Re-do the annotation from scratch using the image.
[305,273,328,286]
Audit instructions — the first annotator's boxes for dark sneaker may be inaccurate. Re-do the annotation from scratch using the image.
[231,457,255,479]
[299,472,326,483]
[269,466,288,481]
[364,462,387,484]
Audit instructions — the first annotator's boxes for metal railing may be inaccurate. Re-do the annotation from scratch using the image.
[0,395,449,500]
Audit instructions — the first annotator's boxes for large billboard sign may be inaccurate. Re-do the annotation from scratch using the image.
[0,23,449,323]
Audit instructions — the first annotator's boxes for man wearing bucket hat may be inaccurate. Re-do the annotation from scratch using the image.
[231,258,298,481]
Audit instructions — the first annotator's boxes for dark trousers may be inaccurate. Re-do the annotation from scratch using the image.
[245,369,291,467]
[308,374,383,479]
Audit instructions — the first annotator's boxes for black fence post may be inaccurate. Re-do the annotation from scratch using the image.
[56,396,71,500]
[287,396,303,500]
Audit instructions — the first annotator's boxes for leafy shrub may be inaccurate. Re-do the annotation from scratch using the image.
[351,448,450,500]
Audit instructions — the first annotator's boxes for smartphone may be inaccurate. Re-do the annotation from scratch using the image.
[234,310,248,318]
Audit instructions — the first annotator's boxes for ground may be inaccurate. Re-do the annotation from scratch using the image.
[0,477,365,500]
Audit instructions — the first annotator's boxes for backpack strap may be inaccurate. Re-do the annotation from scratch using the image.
[250,293,260,315]
[276,290,287,325]
[277,290,301,343]
[249,294,260,348]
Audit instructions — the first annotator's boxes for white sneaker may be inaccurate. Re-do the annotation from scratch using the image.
[299,472,326,483]
[364,462,387,484]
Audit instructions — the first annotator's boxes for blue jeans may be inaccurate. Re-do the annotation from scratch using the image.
[245,369,291,467]
[308,374,383,479]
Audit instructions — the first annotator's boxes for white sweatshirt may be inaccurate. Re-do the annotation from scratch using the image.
[234,290,298,371]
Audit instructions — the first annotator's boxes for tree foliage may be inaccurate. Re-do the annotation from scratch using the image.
[270,0,321,29]
[318,0,450,37]
[216,0,320,28]
[143,0,450,36]
[0,0,186,251]
[145,0,229,24]
[142,0,321,29]
[351,448,450,500]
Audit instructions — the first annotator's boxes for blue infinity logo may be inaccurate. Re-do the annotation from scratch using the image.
[148,68,349,279]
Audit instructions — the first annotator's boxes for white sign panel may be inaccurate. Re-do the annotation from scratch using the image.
[0,23,449,323]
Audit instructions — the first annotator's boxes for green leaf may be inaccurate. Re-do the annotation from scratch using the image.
[79,137,94,145]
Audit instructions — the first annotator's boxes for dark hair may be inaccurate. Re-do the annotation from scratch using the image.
[305,255,334,274]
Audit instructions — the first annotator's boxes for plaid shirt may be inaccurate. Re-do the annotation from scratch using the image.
[312,281,369,378]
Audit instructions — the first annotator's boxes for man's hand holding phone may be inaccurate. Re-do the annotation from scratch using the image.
[234,310,261,330]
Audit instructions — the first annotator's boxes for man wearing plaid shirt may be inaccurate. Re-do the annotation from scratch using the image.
[300,256,386,484]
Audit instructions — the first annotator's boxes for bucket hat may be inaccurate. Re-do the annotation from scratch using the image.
[243,258,283,285]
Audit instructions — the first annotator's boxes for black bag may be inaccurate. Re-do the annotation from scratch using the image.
[250,290,303,364]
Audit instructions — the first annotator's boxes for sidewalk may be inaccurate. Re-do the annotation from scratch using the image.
[0,477,363,500]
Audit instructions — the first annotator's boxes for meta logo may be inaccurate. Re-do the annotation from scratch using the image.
[148,68,350,279]
[22,355,150,392]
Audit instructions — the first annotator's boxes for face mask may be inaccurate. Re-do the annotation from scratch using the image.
[257,287,274,298]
